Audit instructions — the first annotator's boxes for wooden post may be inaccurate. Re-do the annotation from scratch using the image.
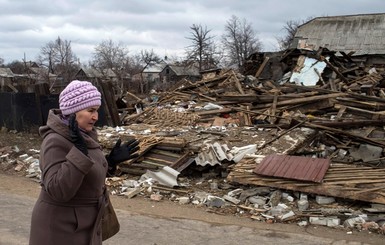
[99,81,120,127]
[255,57,270,78]
[34,83,49,126]
[269,91,278,124]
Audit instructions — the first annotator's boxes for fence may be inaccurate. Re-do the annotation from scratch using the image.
[0,92,107,132]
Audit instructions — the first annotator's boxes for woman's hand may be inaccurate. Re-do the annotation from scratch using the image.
[106,138,139,172]
[69,114,88,155]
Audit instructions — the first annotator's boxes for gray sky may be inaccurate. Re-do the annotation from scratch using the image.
[0,0,383,64]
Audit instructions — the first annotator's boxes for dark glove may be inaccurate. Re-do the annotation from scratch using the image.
[106,138,139,172]
[69,114,88,156]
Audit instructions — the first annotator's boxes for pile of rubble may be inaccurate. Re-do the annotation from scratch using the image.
[2,46,385,235]
[117,47,385,234]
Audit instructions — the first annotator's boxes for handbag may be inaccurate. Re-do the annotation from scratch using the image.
[102,191,120,241]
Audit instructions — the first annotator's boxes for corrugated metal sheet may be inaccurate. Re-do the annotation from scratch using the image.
[253,154,330,183]
[143,166,180,187]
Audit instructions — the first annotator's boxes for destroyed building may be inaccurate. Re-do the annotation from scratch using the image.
[292,13,385,65]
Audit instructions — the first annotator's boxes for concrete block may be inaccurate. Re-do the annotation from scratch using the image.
[248,196,267,206]
[227,188,243,197]
[315,195,335,205]
[207,195,226,208]
[223,195,241,205]
[309,216,340,227]
[150,193,163,201]
[176,197,190,205]
[344,216,366,228]
[281,211,296,220]
[300,193,308,200]
[297,199,309,211]
[121,187,142,199]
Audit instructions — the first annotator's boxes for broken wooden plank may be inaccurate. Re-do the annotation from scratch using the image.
[334,104,385,120]
[304,122,385,147]
[307,120,385,129]
[321,56,348,82]
[195,108,233,116]
[289,98,334,114]
[252,92,345,109]
[255,56,270,78]
[257,121,305,150]
[99,81,121,127]
[269,91,278,124]
[336,97,385,111]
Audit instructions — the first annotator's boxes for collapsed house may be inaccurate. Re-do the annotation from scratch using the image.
[292,13,385,65]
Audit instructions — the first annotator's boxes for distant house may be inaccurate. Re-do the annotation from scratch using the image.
[292,13,385,64]
[0,68,15,92]
[26,61,39,68]
[159,64,201,88]
[20,66,58,93]
[142,61,168,83]
[75,68,117,83]
[134,60,168,92]
[29,67,57,82]
[3,62,59,92]
[74,67,133,95]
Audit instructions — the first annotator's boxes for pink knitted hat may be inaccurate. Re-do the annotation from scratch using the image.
[59,80,102,115]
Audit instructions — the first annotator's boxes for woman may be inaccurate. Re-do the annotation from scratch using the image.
[29,80,139,245]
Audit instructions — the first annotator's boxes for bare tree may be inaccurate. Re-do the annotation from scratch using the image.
[277,20,301,50]
[6,60,26,74]
[38,36,79,85]
[140,49,161,65]
[90,39,131,94]
[91,39,129,71]
[277,17,314,50]
[185,24,219,71]
[221,15,262,72]
[139,49,161,94]
[0,57,4,67]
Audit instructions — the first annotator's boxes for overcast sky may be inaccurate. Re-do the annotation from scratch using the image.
[0,0,383,64]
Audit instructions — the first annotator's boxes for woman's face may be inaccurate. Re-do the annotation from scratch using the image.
[75,106,100,132]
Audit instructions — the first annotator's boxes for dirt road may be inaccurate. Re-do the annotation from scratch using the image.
[0,173,384,245]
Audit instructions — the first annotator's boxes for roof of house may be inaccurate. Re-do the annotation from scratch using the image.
[29,67,46,74]
[78,68,116,78]
[29,67,57,78]
[25,61,39,68]
[0,68,15,77]
[143,61,168,73]
[165,65,200,76]
[294,13,385,55]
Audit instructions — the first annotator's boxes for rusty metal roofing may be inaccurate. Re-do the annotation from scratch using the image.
[253,154,330,183]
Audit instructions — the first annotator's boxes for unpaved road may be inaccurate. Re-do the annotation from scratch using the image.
[0,173,384,245]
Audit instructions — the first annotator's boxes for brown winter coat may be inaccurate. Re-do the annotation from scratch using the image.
[29,109,108,245]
